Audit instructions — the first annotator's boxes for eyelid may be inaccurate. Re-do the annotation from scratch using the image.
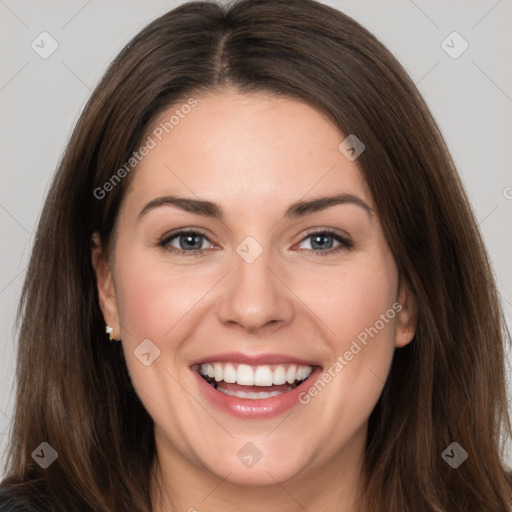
[297,226,351,241]
[294,227,353,252]
[158,227,353,258]
[159,228,217,250]
[160,227,213,241]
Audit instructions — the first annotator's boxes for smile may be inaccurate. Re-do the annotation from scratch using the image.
[191,355,321,418]
[199,362,313,399]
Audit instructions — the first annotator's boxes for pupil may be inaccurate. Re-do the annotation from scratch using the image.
[178,234,334,251]
[181,234,202,250]
[312,234,333,250]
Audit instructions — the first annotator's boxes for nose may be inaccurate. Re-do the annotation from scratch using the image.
[216,241,295,334]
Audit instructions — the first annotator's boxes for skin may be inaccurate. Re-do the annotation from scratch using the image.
[92,90,417,512]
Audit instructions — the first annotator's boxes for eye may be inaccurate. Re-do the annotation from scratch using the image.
[159,230,216,256]
[158,228,353,257]
[296,229,353,255]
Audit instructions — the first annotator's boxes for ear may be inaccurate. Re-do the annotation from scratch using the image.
[394,276,418,348]
[91,232,121,340]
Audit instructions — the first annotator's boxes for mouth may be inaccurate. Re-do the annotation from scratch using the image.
[197,362,314,399]
[191,356,322,418]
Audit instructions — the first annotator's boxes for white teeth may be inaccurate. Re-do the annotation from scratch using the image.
[272,365,287,385]
[254,366,273,386]
[223,364,237,383]
[214,363,223,382]
[199,362,314,387]
[297,366,312,381]
[286,365,297,384]
[237,364,254,385]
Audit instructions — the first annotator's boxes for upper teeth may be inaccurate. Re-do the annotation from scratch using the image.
[199,363,312,386]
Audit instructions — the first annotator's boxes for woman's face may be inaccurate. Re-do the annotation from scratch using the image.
[94,90,416,487]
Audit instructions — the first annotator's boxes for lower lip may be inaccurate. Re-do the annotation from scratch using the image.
[192,367,322,419]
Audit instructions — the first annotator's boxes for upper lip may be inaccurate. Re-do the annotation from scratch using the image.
[189,352,321,368]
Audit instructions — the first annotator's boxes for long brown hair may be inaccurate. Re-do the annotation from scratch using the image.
[2,0,511,510]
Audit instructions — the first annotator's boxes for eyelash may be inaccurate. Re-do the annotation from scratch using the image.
[157,228,353,257]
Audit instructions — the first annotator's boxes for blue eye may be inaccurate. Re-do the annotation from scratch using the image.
[297,229,353,255]
[158,228,353,257]
[159,230,214,256]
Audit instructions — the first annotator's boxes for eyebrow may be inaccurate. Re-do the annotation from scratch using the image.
[138,193,374,221]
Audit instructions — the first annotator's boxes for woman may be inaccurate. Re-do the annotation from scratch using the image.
[1,0,511,510]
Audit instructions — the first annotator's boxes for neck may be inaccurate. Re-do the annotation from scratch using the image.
[150,424,367,512]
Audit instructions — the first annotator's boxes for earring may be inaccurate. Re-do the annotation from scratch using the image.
[105,325,114,341]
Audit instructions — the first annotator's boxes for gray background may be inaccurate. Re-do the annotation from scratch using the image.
[1,0,511,473]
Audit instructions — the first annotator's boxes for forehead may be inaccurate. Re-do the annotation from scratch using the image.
[124,91,372,216]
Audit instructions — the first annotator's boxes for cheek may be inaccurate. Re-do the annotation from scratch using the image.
[298,250,399,420]
[300,253,398,352]
[111,250,211,425]
[113,249,213,342]
[298,250,398,402]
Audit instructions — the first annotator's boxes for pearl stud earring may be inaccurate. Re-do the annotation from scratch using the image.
[105,325,114,341]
